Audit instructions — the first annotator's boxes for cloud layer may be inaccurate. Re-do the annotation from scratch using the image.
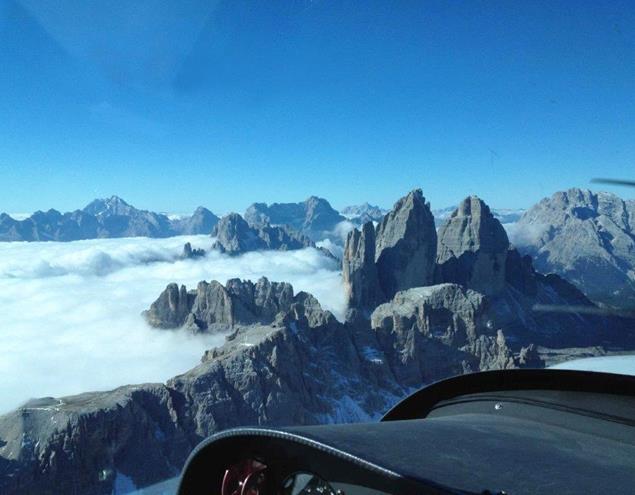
[0,236,344,413]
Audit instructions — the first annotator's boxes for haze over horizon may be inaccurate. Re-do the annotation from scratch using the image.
[2,1,635,213]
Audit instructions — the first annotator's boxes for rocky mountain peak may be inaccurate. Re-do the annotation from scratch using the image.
[439,196,510,256]
[244,197,345,241]
[515,188,635,308]
[342,189,438,315]
[302,196,345,232]
[143,276,326,333]
[212,213,313,255]
[525,188,635,226]
[31,208,62,219]
[171,207,219,235]
[83,195,134,216]
[374,189,437,300]
[192,206,211,216]
[436,195,509,295]
[304,195,322,205]
[212,213,265,254]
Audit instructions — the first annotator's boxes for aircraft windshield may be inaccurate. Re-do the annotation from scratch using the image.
[1,1,634,494]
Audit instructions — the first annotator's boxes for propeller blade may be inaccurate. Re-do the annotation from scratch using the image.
[591,178,635,187]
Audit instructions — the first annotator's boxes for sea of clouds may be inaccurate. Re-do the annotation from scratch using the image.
[0,236,344,413]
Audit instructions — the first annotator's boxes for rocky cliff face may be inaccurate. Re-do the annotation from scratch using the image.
[341,191,629,348]
[0,197,219,241]
[0,385,193,495]
[370,284,531,386]
[513,188,635,309]
[244,196,345,241]
[437,196,510,295]
[342,190,437,312]
[212,213,313,255]
[144,277,298,332]
[375,189,438,300]
[342,222,383,314]
[433,195,622,348]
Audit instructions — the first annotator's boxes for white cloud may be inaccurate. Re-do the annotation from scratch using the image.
[316,238,344,260]
[0,236,345,413]
[333,220,356,242]
[503,222,548,248]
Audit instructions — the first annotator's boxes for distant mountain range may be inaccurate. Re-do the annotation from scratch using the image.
[1,195,525,243]
[5,190,635,312]
[0,196,219,241]
[340,202,387,224]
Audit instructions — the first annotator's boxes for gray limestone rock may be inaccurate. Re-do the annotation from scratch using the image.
[514,188,635,309]
[143,283,192,329]
[436,196,509,295]
[212,213,268,254]
[370,284,517,386]
[212,213,313,255]
[374,189,438,300]
[0,384,193,495]
[143,277,297,332]
[342,221,383,312]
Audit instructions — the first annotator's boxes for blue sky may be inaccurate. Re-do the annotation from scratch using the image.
[1,0,634,215]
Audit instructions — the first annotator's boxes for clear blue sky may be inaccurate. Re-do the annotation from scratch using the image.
[1,0,634,214]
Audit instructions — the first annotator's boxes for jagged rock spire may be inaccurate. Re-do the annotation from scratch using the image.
[342,189,437,315]
[374,189,438,300]
[436,196,510,295]
[342,221,383,313]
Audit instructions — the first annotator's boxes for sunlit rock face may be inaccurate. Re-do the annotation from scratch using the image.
[374,189,437,300]
[143,276,297,332]
[342,189,437,315]
[514,188,635,309]
[370,284,523,387]
[436,196,509,296]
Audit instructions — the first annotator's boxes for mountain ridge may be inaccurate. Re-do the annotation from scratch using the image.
[514,187,635,309]
[0,196,219,241]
